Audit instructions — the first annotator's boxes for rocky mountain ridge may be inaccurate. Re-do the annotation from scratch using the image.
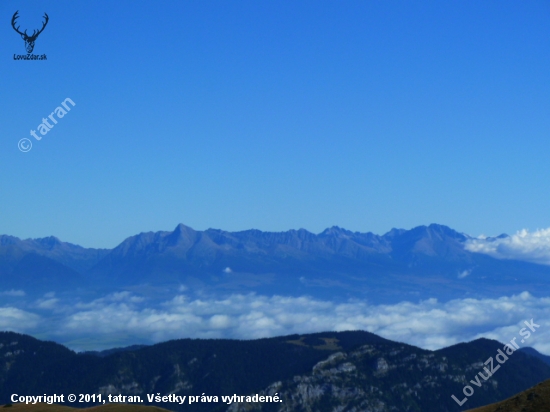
[1,330,549,412]
[1,223,548,304]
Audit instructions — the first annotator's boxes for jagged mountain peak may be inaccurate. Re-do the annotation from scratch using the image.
[407,223,466,239]
[172,223,196,235]
[382,223,469,261]
[320,226,355,238]
[165,223,198,245]
[383,227,407,238]
[33,235,64,249]
[0,234,21,246]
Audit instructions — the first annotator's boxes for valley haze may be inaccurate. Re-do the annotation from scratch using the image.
[0,223,549,355]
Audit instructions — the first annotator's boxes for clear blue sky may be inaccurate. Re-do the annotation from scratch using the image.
[1,0,550,248]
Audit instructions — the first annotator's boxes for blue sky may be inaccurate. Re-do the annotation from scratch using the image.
[2,1,550,248]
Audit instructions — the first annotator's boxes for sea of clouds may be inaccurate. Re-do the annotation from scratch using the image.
[1,289,549,355]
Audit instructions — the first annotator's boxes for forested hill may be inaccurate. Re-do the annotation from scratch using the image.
[1,330,550,411]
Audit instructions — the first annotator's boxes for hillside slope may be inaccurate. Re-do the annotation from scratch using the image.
[466,379,550,412]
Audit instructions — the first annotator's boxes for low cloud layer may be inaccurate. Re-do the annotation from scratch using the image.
[465,228,550,265]
[1,291,549,355]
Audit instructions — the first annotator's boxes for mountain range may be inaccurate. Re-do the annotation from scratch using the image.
[1,223,549,303]
[1,330,549,412]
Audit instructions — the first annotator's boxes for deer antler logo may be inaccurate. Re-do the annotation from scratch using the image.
[11,11,49,54]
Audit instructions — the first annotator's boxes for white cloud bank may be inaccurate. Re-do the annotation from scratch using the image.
[465,228,550,265]
[2,291,550,354]
[0,307,40,330]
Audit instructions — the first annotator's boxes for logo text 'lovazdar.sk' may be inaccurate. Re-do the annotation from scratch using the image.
[11,10,48,60]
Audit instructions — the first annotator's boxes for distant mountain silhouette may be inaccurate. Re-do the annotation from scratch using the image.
[2,224,549,302]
